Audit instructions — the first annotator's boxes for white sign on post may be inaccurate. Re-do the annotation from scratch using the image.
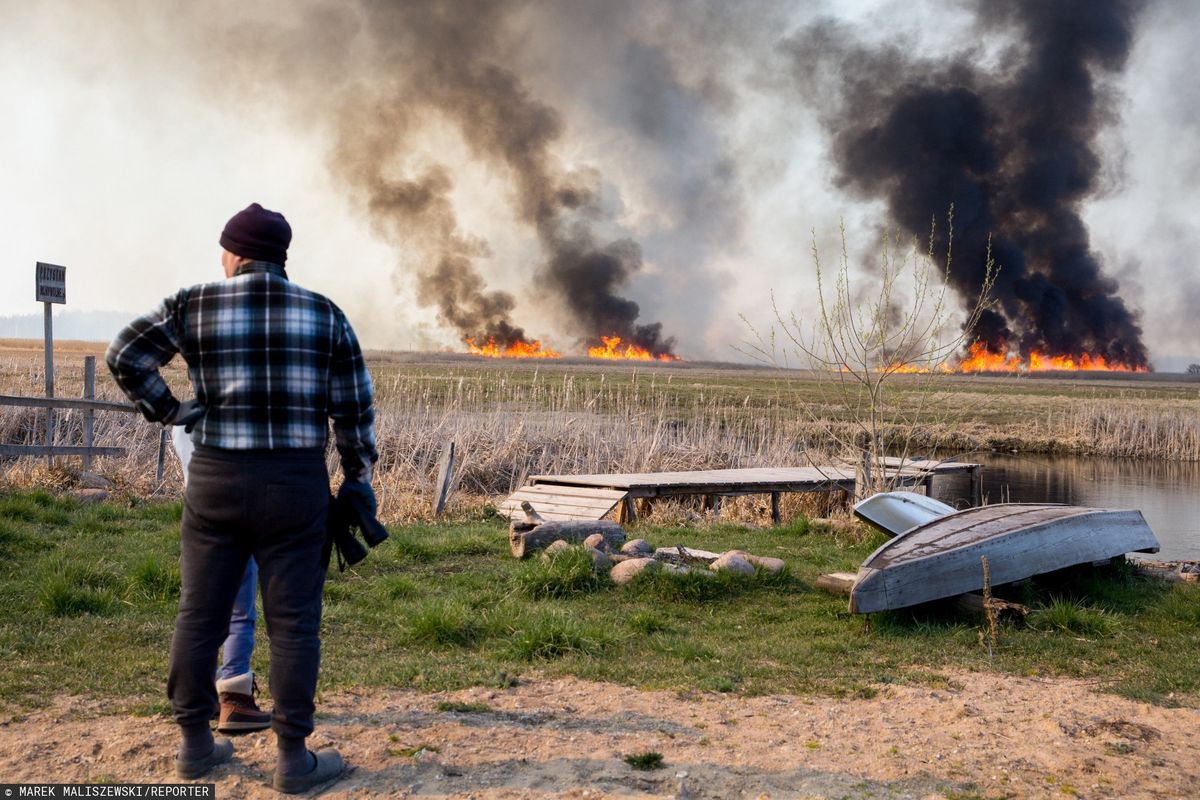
[36,262,67,304]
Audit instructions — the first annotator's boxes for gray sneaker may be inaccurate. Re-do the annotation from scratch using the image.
[273,749,345,794]
[175,736,234,780]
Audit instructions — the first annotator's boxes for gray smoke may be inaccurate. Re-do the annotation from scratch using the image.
[316,0,696,354]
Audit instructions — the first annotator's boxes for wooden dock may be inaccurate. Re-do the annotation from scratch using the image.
[499,458,981,524]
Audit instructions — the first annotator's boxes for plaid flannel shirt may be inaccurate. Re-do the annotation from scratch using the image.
[106,261,377,482]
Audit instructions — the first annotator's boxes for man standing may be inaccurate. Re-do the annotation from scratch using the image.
[107,203,377,792]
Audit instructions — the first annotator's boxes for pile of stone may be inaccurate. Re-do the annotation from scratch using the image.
[508,501,785,585]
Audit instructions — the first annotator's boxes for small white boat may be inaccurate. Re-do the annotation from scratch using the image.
[853,491,956,537]
[849,503,1160,613]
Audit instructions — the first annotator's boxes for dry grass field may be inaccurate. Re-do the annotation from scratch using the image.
[1,338,1198,520]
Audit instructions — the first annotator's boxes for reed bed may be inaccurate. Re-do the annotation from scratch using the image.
[2,345,1197,521]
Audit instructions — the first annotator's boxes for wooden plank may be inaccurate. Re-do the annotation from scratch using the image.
[494,506,609,525]
[432,441,456,517]
[498,499,621,519]
[954,593,1030,623]
[511,485,627,501]
[500,484,628,522]
[817,572,857,595]
[0,445,125,457]
[0,394,138,413]
[504,491,625,512]
[156,428,167,483]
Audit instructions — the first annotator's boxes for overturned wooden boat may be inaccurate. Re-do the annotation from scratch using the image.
[849,503,1160,613]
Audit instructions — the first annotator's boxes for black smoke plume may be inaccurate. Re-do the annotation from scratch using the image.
[790,0,1149,367]
[328,0,677,356]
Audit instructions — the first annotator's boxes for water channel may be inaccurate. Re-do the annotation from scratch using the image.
[930,453,1200,561]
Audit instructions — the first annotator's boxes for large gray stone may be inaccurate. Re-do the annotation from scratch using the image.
[710,552,756,576]
[72,488,109,504]
[78,472,115,490]
[725,550,786,574]
[620,538,652,555]
[611,557,660,585]
[585,546,612,570]
[540,539,571,559]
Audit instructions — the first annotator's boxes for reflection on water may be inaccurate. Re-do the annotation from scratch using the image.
[931,453,1200,561]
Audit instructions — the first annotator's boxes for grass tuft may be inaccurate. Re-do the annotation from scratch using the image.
[408,600,482,647]
[624,567,755,603]
[40,578,117,617]
[623,751,664,770]
[1031,599,1120,638]
[627,610,669,634]
[504,611,611,661]
[377,574,419,600]
[436,700,491,713]
[513,547,610,599]
[125,556,180,601]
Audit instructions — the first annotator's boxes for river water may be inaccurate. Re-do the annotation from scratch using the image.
[929,453,1200,561]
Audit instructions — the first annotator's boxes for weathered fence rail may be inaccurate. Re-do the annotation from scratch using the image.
[0,355,142,470]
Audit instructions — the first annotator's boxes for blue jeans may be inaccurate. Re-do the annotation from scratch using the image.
[217,558,257,679]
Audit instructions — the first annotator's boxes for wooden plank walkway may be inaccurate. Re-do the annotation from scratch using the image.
[497,485,628,523]
[501,458,981,524]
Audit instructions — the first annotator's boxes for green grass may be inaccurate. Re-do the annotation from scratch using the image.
[436,700,491,713]
[623,751,664,770]
[513,547,611,599]
[0,489,1198,710]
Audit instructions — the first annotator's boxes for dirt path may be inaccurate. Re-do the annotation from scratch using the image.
[1,672,1197,799]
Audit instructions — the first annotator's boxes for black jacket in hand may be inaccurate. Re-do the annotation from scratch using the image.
[326,482,387,570]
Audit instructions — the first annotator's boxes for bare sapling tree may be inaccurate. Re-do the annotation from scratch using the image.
[744,208,998,498]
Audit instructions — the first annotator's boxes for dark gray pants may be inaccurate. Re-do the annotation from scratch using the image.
[168,445,329,740]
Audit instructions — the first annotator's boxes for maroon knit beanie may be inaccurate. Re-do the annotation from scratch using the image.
[219,203,292,264]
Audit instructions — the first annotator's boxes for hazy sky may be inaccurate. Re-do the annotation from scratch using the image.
[1,0,1196,366]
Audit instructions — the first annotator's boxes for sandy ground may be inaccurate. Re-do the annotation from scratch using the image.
[0,673,1197,799]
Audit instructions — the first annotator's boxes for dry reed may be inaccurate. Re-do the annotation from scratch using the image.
[2,346,1197,523]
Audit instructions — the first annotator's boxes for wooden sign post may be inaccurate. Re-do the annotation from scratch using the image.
[35,262,67,466]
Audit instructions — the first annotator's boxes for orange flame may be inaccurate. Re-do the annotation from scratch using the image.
[958,342,1147,373]
[877,342,1148,373]
[465,337,561,359]
[587,335,681,362]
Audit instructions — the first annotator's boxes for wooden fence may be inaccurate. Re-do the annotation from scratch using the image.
[0,355,169,478]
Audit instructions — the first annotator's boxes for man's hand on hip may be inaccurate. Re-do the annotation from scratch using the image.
[165,399,206,433]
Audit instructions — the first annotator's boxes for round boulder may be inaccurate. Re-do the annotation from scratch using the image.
[725,550,786,574]
[583,533,609,551]
[611,557,660,585]
[620,538,652,556]
[540,539,571,559]
[72,488,110,504]
[710,552,756,576]
[586,546,613,571]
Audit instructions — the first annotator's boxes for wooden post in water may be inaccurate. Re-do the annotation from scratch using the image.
[82,357,95,471]
[969,465,983,506]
